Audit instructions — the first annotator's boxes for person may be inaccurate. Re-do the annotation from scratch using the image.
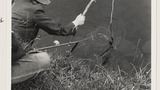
[12,0,85,84]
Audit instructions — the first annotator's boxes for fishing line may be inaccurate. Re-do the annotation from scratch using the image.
[100,0,115,58]
[108,0,115,29]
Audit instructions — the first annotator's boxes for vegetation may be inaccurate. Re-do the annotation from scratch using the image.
[12,50,151,90]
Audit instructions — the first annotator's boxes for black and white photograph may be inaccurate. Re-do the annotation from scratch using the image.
[1,0,159,90]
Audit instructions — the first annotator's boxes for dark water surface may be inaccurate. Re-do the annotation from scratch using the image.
[35,0,151,72]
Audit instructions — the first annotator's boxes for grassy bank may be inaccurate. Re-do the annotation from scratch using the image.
[12,52,151,90]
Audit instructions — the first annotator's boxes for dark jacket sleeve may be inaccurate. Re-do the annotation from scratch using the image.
[33,10,76,36]
[12,33,26,65]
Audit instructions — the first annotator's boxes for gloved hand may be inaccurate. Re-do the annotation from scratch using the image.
[72,14,85,27]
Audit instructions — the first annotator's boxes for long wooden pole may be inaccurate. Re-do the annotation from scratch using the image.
[27,36,94,53]
[82,0,96,15]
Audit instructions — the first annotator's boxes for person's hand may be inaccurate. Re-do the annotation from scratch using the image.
[72,14,85,27]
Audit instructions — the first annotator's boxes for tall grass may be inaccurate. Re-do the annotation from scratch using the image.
[12,50,151,90]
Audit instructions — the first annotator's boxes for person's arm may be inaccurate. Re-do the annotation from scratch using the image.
[33,10,84,36]
[12,33,26,64]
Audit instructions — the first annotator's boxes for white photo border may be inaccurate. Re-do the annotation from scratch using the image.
[0,0,158,90]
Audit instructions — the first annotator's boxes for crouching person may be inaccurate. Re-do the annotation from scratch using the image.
[12,0,85,84]
[12,33,51,84]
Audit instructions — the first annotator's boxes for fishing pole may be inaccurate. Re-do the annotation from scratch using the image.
[68,0,96,54]
[27,35,94,54]
[82,0,96,15]
[28,0,97,54]
[100,0,115,58]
